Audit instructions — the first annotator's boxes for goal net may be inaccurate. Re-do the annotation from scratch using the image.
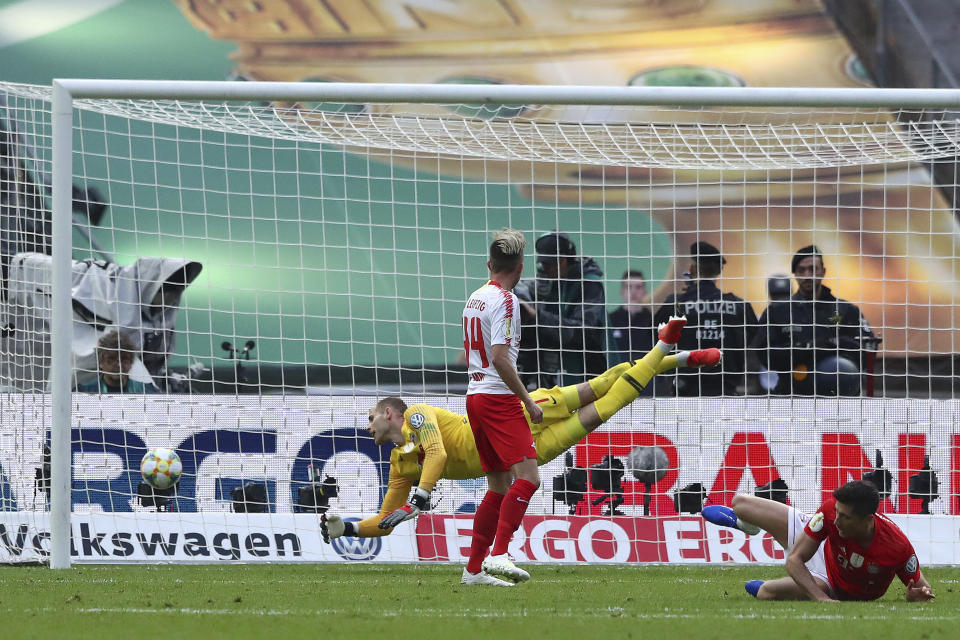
[0,80,957,566]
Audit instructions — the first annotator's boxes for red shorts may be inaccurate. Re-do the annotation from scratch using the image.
[466,393,536,473]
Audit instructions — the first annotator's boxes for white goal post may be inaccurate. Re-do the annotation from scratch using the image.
[1,79,956,568]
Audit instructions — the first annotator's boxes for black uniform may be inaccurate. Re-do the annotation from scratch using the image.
[750,285,875,395]
[516,256,607,388]
[653,281,758,395]
[608,305,654,397]
[608,306,654,363]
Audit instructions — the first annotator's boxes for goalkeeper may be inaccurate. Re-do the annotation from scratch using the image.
[321,317,719,542]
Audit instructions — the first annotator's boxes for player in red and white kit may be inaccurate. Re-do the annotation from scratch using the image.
[703,480,935,602]
[460,229,689,587]
[460,228,543,587]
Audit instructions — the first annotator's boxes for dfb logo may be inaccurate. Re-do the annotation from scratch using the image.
[331,519,382,561]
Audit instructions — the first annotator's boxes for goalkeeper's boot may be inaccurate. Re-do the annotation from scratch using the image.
[686,348,722,368]
[461,568,514,587]
[745,580,765,598]
[701,505,761,535]
[482,554,531,583]
[657,315,688,346]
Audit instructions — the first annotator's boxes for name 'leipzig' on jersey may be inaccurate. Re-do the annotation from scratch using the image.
[463,280,521,395]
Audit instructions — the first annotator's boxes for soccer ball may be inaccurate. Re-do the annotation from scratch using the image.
[140,447,183,490]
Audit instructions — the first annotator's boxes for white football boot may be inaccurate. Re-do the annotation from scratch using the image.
[481,554,531,583]
[461,567,514,587]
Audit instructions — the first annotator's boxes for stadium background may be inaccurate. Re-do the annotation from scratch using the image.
[1,0,957,385]
[1,2,960,591]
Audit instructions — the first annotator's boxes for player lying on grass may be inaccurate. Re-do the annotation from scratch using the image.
[320,317,717,541]
[702,480,935,603]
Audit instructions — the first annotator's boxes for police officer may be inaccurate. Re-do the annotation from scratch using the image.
[653,241,758,395]
[749,245,877,396]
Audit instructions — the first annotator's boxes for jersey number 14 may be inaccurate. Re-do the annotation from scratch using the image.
[463,316,489,367]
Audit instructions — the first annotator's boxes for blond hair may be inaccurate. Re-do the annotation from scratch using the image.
[489,227,526,273]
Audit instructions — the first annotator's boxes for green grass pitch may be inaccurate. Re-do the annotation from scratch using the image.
[1,564,957,639]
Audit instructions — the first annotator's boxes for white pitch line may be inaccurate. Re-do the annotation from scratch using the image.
[0,607,953,622]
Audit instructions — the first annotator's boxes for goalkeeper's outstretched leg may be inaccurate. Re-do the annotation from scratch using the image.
[541,317,721,443]
[544,316,687,440]
[563,347,722,414]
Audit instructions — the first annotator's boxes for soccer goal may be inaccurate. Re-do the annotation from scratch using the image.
[0,80,958,568]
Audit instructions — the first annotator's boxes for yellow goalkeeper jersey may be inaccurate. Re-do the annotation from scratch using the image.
[355,403,482,536]
[353,388,583,537]
[393,403,486,486]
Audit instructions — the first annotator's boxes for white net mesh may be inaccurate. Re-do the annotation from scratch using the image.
[71,97,960,170]
[0,81,958,565]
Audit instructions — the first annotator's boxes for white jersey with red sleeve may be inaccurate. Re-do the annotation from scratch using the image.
[463,280,520,395]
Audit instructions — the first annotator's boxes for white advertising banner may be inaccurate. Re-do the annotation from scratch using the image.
[0,394,957,564]
[0,513,417,563]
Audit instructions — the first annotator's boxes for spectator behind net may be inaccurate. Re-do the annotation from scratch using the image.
[515,231,606,389]
[75,329,159,394]
[608,269,654,362]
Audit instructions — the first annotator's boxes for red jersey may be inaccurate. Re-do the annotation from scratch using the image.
[804,497,921,601]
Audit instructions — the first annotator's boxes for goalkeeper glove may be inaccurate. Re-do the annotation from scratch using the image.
[320,513,357,543]
[378,487,430,530]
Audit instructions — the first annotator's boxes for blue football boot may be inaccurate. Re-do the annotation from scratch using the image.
[701,505,761,535]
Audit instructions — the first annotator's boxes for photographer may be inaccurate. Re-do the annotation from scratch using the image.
[749,245,876,395]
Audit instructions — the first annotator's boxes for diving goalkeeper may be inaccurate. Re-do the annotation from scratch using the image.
[321,317,718,543]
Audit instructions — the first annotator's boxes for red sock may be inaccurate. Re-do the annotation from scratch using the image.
[491,478,538,556]
[466,490,505,574]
